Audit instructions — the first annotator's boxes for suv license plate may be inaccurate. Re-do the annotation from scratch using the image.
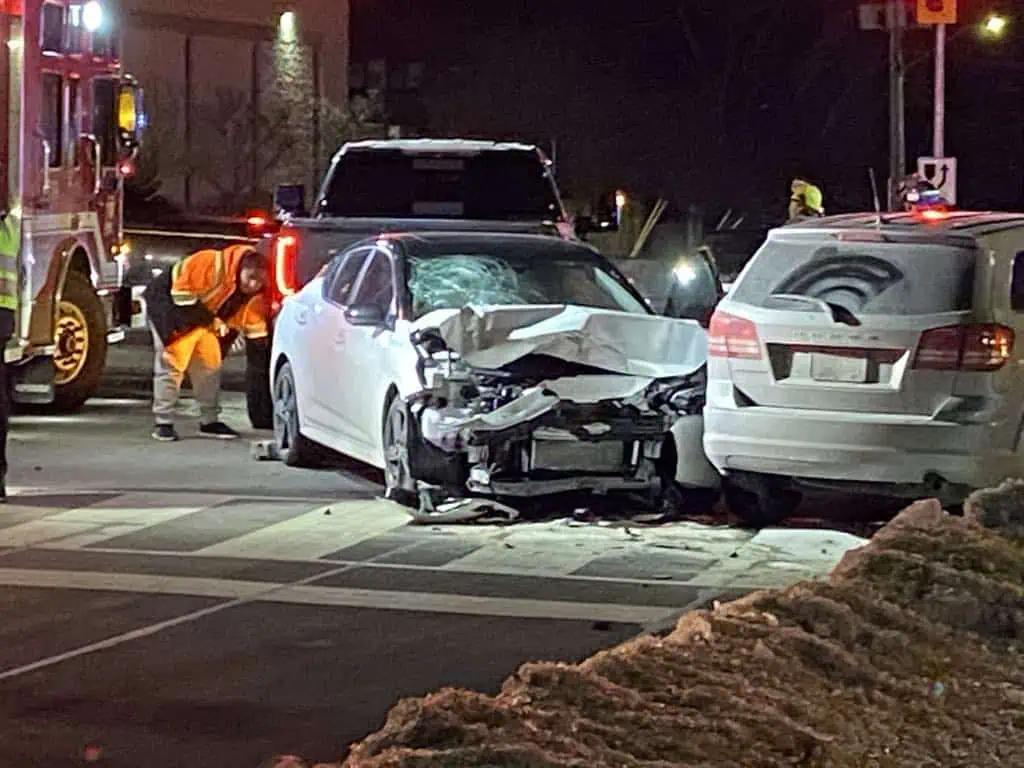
[811,354,868,383]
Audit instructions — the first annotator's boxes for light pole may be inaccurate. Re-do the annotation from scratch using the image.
[888,0,906,209]
[933,23,946,158]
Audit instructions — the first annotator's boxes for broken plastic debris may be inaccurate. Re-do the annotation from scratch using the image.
[409,497,521,525]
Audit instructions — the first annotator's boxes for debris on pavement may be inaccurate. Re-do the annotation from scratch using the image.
[334,481,1024,767]
[251,440,281,462]
[408,496,521,525]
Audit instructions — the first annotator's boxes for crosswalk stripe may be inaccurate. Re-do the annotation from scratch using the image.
[5,493,236,551]
[0,520,102,548]
[0,567,673,624]
[195,499,411,561]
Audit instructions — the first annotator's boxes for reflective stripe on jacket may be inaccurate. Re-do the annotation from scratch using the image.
[0,213,20,312]
[145,245,268,345]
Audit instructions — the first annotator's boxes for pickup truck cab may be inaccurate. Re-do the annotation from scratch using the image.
[248,138,573,427]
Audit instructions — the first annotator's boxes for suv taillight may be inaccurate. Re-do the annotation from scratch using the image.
[914,324,1015,372]
[270,234,299,313]
[708,311,762,360]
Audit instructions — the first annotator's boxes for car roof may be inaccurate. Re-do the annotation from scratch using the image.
[339,139,540,155]
[368,231,599,257]
[780,211,1024,239]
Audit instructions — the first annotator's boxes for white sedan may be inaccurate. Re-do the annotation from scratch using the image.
[270,232,720,513]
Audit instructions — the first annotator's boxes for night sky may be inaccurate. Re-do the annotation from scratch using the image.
[351,0,1023,223]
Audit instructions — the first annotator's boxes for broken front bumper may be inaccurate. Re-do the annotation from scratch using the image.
[413,393,676,499]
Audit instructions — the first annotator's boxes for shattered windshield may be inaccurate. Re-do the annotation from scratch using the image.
[407,251,649,319]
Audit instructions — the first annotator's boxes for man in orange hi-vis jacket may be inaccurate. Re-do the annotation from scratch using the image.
[143,245,269,442]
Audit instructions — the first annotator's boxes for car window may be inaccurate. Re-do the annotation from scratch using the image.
[1011,252,1024,311]
[407,250,649,319]
[350,251,394,312]
[731,237,976,316]
[326,248,370,306]
[320,149,560,221]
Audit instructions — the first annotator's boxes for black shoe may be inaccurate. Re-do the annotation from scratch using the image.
[152,424,180,442]
[199,422,240,440]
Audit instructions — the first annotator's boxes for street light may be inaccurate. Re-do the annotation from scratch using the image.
[982,14,1009,38]
[82,1,103,32]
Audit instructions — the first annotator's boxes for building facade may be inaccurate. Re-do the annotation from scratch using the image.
[120,0,350,213]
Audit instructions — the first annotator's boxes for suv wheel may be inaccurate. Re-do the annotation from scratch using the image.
[723,477,800,528]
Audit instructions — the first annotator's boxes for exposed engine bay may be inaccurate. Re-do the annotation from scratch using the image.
[400,305,715,519]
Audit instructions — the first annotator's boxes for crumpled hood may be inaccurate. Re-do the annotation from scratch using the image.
[412,304,708,378]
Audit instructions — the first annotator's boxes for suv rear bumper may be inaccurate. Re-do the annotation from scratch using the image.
[704,404,1022,493]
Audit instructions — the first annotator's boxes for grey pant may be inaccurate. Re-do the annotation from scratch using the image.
[151,325,221,425]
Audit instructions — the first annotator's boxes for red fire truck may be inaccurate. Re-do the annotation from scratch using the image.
[1,0,140,411]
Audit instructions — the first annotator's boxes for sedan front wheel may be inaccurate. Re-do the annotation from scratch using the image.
[273,361,323,468]
[383,397,417,506]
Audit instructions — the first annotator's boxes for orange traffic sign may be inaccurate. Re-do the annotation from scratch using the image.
[917,0,957,25]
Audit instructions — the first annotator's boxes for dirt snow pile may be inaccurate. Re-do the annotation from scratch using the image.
[342,483,1024,767]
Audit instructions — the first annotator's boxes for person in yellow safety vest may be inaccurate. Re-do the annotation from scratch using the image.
[788,177,825,222]
[143,245,269,442]
[0,209,18,501]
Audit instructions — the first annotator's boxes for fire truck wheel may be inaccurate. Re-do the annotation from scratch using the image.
[50,270,108,413]
[246,338,274,429]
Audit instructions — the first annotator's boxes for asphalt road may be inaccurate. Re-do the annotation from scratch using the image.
[0,342,872,766]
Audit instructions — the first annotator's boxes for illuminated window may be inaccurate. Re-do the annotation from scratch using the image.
[66,5,84,53]
[279,10,297,42]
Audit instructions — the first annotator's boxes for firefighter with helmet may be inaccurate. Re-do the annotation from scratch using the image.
[788,177,825,222]
[143,245,270,442]
[0,208,18,501]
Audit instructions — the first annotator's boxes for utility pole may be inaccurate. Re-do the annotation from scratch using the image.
[887,0,906,210]
[933,23,946,157]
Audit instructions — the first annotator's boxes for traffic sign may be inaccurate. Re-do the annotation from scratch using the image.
[917,0,957,26]
[859,2,915,31]
[918,157,957,205]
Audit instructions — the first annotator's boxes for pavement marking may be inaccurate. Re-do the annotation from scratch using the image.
[196,499,410,560]
[274,584,671,623]
[0,567,673,625]
[87,499,322,553]
[0,520,101,548]
[0,535,415,684]
[30,492,237,550]
[0,536,667,684]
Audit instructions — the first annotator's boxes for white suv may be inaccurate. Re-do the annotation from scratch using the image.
[704,211,1024,523]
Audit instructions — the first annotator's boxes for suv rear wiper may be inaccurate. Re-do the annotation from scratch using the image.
[767,293,861,326]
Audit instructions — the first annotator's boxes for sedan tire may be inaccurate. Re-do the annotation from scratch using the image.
[383,396,418,506]
[273,361,323,468]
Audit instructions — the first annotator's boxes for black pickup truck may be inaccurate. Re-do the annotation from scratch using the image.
[247,138,578,428]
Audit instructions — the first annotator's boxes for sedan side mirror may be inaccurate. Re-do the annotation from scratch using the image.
[345,304,386,327]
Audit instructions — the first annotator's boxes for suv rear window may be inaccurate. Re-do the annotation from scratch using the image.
[731,237,976,316]
[320,150,561,221]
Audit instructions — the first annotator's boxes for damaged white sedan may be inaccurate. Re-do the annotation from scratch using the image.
[270,233,720,517]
